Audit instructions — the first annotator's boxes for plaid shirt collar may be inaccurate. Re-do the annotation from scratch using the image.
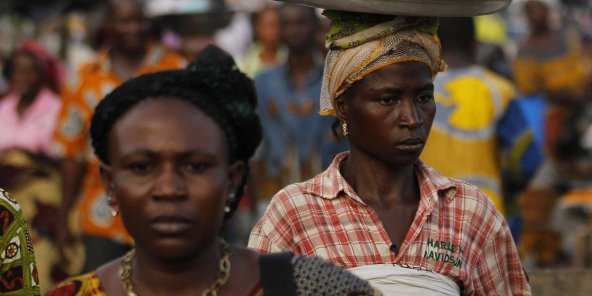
[308,152,458,210]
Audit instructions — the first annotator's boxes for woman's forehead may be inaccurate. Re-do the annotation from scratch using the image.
[111,98,225,149]
[354,62,433,90]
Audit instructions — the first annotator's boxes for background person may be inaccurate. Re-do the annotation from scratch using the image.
[512,0,592,268]
[239,5,287,78]
[52,0,185,273]
[0,40,62,158]
[420,17,517,214]
[47,45,379,296]
[249,4,347,218]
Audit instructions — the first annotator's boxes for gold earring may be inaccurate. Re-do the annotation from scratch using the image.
[342,122,348,136]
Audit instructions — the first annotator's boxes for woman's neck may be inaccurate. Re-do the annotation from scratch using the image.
[110,48,146,81]
[259,44,279,66]
[530,25,552,39]
[287,52,316,90]
[131,241,223,295]
[341,150,420,209]
[17,89,40,118]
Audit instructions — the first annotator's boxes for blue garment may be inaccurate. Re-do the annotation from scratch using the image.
[254,63,347,179]
[498,94,546,184]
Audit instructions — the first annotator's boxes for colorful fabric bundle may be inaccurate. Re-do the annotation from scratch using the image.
[319,11,446,115]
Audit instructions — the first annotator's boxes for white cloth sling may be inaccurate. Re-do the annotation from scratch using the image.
[348,264,460,295]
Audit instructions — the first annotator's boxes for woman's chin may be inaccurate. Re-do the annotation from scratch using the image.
[146,241,199,261]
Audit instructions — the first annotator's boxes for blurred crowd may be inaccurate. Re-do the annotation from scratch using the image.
[2,0,592,292]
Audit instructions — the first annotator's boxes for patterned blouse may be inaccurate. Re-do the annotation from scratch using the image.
[0,188,40,295]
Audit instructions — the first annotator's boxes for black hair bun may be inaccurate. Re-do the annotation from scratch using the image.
[91,45,261,166]
[185,45,261,162]
[187,45,257,108]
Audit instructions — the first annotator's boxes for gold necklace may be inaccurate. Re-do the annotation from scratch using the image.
[119,238,232,296]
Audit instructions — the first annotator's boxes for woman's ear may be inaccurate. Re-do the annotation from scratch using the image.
[334,95,348,122]
[99,163,115,196]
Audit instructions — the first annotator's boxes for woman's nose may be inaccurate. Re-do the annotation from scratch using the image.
[153,166,186,200]
[399,100,423,129]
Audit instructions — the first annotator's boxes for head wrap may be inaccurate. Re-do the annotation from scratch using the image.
[320,11,446,116]
[10,40,64,93]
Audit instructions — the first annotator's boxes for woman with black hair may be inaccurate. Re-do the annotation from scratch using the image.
[46,45,379,296]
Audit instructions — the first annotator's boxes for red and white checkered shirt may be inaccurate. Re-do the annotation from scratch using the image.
[248,152,531,295]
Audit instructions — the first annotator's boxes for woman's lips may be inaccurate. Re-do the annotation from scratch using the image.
[395,138,424,152]
[149,216,192,235]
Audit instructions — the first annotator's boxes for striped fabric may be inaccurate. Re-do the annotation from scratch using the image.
[249,152,531,295]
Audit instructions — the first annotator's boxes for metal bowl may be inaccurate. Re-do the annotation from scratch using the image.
[275,0,512,16]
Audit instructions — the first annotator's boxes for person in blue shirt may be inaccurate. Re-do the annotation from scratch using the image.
[250,4,348,216]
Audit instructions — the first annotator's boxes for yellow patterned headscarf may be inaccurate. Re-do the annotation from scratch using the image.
[320,11,446,116]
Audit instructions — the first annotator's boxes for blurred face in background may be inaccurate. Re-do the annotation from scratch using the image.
[524,0,550,34]
[108,0,150,54]
[10,53,42,98]
[280,5,318,54]
[255,7,281,48]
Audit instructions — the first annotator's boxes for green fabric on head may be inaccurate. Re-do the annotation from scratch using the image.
[323,10,439,49]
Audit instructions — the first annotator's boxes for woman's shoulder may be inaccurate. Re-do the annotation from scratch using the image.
[291,255,379,296]
[46,271,105,296]
[418,162,502,221]
[259,252,379,296]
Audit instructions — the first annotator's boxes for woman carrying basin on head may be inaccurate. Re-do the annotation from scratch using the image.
[248,3,531,295]
[46,45,380,296]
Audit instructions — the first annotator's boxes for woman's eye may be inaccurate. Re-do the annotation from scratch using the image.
[128,162,153,175]
[185,162,209,173]
[377,97,399,105]
[416,94,434,103]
